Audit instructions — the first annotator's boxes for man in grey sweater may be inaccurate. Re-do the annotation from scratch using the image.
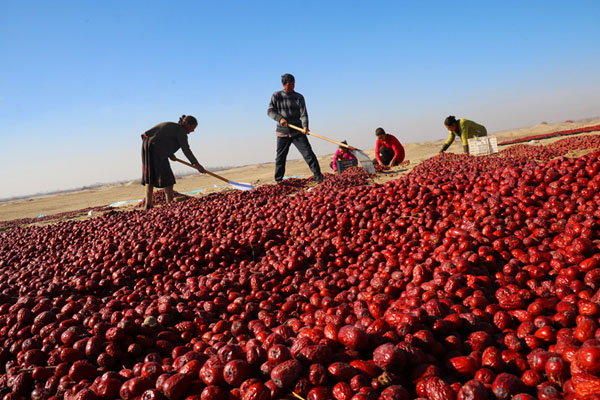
[267,73,323,184]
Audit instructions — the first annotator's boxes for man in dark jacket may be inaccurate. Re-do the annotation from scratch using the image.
[267,74,323,184]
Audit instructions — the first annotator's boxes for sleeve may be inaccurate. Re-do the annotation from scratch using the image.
[267,93,283,122]
[375,140,381,162]
[391,136,401,158]
[391,137,405,162]
[332,149,340,171]
[176,131,199,165]
[459,118,474,147]
[298,94,309,129]
[445,130,456,146]
[460,122,470,146]
[461,132,470,146]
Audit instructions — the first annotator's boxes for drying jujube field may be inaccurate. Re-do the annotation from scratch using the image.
[4,133,600,399]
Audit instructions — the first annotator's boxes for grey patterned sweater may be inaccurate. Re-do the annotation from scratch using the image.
[267,90,309,137]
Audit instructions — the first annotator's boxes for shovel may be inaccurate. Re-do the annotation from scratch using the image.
[174,158,255,191]
[288,124,375,173]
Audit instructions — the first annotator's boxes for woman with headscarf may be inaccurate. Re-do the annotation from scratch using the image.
[141,115,205,209]
[440,115,487,154]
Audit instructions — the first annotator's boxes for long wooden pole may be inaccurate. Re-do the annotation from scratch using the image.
[174,158,229,183]
[288,124,358,151]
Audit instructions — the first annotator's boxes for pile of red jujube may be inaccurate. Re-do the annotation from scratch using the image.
[373,165,390,173]
[2,134,600,400]
[0,206,108,231]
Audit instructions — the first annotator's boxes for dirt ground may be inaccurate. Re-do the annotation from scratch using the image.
[1,118,599,225]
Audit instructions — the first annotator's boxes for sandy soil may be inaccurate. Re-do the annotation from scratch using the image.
[1,118,599,224]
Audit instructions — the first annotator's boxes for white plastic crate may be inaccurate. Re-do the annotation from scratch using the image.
[468,136,498,156]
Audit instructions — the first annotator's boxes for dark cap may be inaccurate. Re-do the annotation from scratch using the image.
[281,73,295,84]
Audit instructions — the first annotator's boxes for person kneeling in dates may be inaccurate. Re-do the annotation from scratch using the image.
[375,127,405,167]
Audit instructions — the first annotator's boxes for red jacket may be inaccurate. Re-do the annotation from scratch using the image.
[375,134,405,163]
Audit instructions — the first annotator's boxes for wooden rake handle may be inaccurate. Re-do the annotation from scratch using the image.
[288,124,357,151]
[174,158,229,184]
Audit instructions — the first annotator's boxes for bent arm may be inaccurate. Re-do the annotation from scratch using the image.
[460,131,470,147]
[298,95,309,129]
[440,131,455,152]
[391,143,405,164]
[332,150,339,171]
[267,94,283,122]
[445,131,456,146]
[332,149,340,166]
[176,132,200,165]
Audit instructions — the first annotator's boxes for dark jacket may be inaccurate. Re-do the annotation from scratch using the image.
[143,122,199,165]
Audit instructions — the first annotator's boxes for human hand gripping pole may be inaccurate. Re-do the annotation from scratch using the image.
[288,124,376,174]
[174,158,255,191]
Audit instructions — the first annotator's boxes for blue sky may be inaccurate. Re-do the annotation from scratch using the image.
[1,1,599,199]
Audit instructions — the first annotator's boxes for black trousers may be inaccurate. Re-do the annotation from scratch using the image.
[275,134,322,182]
[378,147,395,165]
